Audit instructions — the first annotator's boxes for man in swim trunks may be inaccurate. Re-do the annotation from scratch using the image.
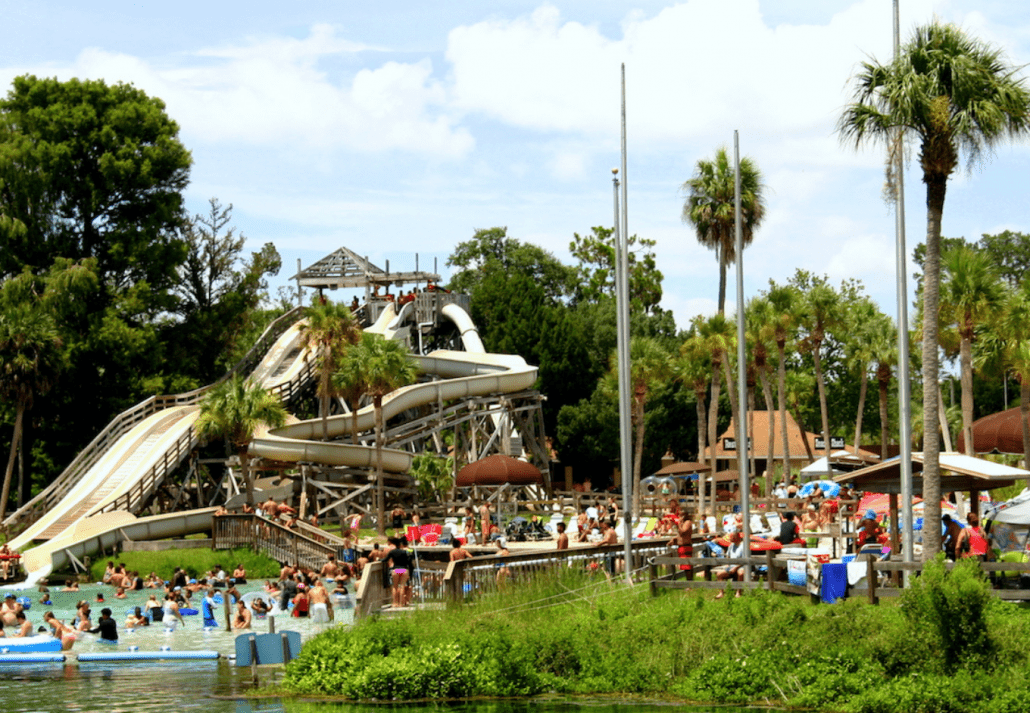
[674,507,695,574]
[449,540,472,561]
[1,593,22,625]
[202,588,219,628]
[320,554,340,579]
[309,579,332,623]
[12,610,32,637]
[479,501,492,545]
[556,522,569,550]
[261,496,280,520]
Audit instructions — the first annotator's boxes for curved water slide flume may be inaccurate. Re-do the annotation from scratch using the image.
[249,303,535,471]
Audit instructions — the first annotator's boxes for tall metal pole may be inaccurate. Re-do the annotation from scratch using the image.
[617,64,634,583]
[893,0,914,572]
[733,131,751,575]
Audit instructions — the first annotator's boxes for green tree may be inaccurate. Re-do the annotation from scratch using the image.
[447,227,576,304]
[794,275,842,460]
[568,226,664,313]
[978,230,1030,288]
[746,296,779,489]
[0,297,64,521]
[169,198,282,381]
[681,147,766,314]
[766,283,799,476]
[839,21,1030,556]
[194,374,287,508]
[940,245,1004,456]
[300,301,359,442]
[698,313,739,481]
[674,335,712,514]
[607,336,672,516]
[337,333,418,536]
[1000,280,1030,467]
[0,75,191,295]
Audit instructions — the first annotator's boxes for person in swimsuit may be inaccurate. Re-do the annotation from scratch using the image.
[202,589,219,628]
[1,593,22,626]
[44,612,77,651]
[556,522,569,550]
[309,579,332,623]
[675,508,695,573]
[494,538,511,587]
[715,531,746,599]
[162,593,185,628]
[89,608,118,642]
[12,611,32,637]
[232,564,247,584]
[291,584,310,617]
[233,600,252,629]
[387,537,412,608]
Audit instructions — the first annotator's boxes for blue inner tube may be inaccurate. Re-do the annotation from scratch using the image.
[179,608,198,616]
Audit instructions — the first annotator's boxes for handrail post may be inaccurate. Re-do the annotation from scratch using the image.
[866,554,878,605]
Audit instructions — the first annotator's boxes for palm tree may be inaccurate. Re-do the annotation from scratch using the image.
[674,335,710,517]
[0,304,64,522]
[798,279,840,460]
[611,336,672,517]
[682,147,766,314]
[195,374,287,508]
[839,21,1030,557]
[939,245,1004,456]
[1001,280,1030,467]
[766,283,799,478]
[869,316,900,461]
[699,314,739,476]
[747,296,779,493]
[300,301,359,442]
[842,298,880,454]
[337,333,418,536]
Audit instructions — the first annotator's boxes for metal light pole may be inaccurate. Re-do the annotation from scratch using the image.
[893,0,914,573]
[616,65,634,583]
[733,131,751,574]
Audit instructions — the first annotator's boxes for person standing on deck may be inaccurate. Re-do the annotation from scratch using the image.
[479,501,492,546]
[556,522,569,550]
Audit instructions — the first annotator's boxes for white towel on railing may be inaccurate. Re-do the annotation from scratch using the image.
[847,560,868,586]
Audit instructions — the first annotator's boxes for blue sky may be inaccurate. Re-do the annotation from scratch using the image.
[3,1,1029,329]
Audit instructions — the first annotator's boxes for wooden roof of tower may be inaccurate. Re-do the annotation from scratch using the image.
[292,246,441,290]
[703,411,878,461]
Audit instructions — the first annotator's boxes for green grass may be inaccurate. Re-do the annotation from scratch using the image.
[85,547,281,583]
[281,557,1030,711]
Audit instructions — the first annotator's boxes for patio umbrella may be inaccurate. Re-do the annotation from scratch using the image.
[455,454,543,487]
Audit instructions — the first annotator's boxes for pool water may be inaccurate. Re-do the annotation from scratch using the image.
[1,582,352,657]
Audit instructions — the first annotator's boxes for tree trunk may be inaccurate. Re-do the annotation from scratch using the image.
[241,450,253,509]
[1021,378,1030,469]
[920,174,946,560]
[938,382,953,453]
[721,352,740,448]
[0,401,26,524]
[632,391,646,519]
[959,329,975,456]
[375,396,386,537]
[320,350,330,442]
[716,245,727,315]
[707,364,722,485]
[748,386,757,495]
[854,365,868,456]
[351,399,360,447]
[695,387,708,521]
[759,367,776,495]
[776,343,790,479]
[813,339,831,461]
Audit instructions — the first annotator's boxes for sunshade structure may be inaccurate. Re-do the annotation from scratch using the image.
[984,489,1030,525]
[455,454,544,487]
[801,450,880,477]
[655,461,711,476]
[956,407,1028,455]
[834,452,1030,494]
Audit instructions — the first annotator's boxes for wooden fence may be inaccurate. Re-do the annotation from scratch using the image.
[649,551,1030,603]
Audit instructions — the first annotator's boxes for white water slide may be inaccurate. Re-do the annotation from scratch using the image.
[11,303,535,583]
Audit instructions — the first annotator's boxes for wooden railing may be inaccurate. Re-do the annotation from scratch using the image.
[355,560,390,619]
[649,551,1030,603]
[5,307,307,532]
[211,514,336,572]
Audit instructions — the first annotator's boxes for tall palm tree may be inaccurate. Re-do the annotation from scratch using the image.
[798,279,840,460]
[766,283,798,478]
[747,296,779,492]
[195,374,287,508]
[337,333,418,536]
[940,245,1004,456]
[1001,279,1030,467]
[300,301,359,442]
[675,335,710,518]
[0,304,64,521]
[699,314,739,474]
[682,147,766,314]
[843,298,879,454]
[839,21,1030,557]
